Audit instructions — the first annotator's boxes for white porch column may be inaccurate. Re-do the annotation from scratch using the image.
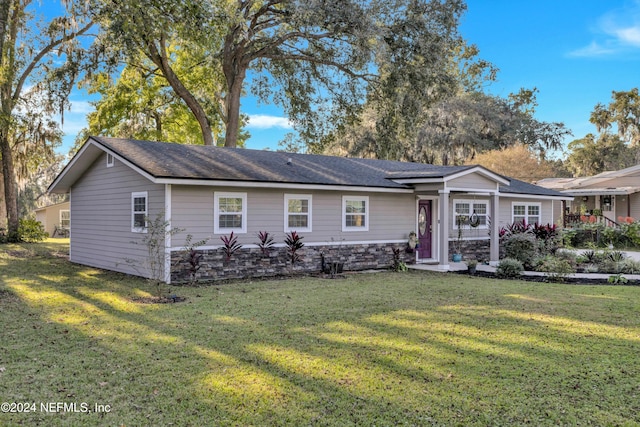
[438,190,450,270]
[490,192,500,266]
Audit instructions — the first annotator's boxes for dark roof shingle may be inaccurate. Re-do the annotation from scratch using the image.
[90,137,568,198]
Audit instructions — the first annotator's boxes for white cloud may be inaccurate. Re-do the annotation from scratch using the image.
[247,114,292,129]
[614,26,640,45]
[568,41,618,57]
[569,2,640,57]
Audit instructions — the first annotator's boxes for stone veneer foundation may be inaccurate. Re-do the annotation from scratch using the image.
[171,242,415,284]
[449,238,491,262]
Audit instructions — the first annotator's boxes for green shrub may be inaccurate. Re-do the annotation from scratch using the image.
[496,258,523,278]
[534,255,575,281]
[502,233,537,269]
[17,218,48,243]
[618,259,640,274]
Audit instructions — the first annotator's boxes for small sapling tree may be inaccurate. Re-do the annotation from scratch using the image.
[122,212,184,298]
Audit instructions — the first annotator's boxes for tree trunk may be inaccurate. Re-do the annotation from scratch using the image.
[223,68,246,148]
[0,163,6,229]
[222,27,247,149]
[0,133,18,240]
[146,39,215,146]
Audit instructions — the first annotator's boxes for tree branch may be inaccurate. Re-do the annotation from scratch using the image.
[13,20,94,103]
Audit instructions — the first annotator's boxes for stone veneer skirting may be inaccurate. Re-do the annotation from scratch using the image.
[171,242,415,284]
[449,238,491,262]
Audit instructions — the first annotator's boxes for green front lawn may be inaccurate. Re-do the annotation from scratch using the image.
[1,240,639,426]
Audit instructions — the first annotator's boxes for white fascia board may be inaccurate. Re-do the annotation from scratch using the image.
[391,167,510,186]
[391,177,445,185]
[445,186,499,194]
[153,178,414,193]
[48,138,157,194]
[498,192,574,201]
[443,166,510,186]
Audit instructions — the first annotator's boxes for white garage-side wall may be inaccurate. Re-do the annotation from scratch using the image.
[69,153,164,278]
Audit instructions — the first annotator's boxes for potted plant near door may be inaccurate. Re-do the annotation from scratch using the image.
[452,214,467,262]
[406,231,418,253]
[465,259,478,274]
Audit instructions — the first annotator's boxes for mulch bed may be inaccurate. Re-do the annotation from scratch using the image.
[453,269,639,286]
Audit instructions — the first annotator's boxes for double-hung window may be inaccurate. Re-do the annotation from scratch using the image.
[453,199,488,229]
[512,203,541,226]
[60,210,70,229]
[284,194,312,232]
[214,192,247,234]
[342,196,369,231]
[131,192,148,233]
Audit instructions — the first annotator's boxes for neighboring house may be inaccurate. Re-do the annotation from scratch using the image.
[48,137,571,283]
[34,201,70,237]
[537,164,640,226]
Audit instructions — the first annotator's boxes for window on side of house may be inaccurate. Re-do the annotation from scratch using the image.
[342,195,369,232]
[453,199,489,228]
[214,192,247,234]
[512,202,541,226]
[106,153,114,167]
[284,194,312,232]
[60,210,70,229]
[132,192,148,233]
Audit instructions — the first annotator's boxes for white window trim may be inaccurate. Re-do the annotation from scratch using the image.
[106,153,114,167]
[342,195,369,232]
[59,210,70,228]
[511,202,542,225]
[453,199,489,229]
[214,192,247,234]
[284,194,312,232]
[131,191,148,233]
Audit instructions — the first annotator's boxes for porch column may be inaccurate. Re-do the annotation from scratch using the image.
[438,190,450,270]
[490,192,500,266]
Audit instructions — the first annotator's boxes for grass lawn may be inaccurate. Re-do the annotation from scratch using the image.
[1,240,640,426]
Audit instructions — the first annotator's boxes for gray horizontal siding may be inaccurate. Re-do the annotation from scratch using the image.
[170,186,415,248]
[448,173,498,190]
[70,153,164,278]
[498,197,554,227]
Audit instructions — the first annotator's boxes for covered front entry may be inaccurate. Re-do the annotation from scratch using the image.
[417,199,433,259]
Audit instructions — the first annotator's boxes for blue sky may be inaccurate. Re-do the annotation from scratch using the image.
[58,1,640,157]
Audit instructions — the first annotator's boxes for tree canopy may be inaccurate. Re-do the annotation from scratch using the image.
[564,133,638,177]
[92,0,470,148]
[590,88,640,146]
[0,0,94,240]
[467,144,559,183]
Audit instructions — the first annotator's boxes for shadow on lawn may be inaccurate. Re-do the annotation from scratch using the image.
[2,244,639,425]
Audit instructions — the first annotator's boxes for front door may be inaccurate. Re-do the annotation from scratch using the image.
[417,200,432,259]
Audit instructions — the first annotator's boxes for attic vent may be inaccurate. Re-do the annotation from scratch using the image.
[287,158,292,165]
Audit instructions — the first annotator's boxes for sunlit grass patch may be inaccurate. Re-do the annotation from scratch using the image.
[1,241,639,425]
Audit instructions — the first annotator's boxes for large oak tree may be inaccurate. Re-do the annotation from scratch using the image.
[0,0,93,240]
[94,0,468,148]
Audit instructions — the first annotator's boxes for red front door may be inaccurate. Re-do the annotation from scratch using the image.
[417,200,432,259]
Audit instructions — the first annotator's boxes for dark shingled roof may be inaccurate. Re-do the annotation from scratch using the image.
[89,137,568,198]
[92,137,474,189]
